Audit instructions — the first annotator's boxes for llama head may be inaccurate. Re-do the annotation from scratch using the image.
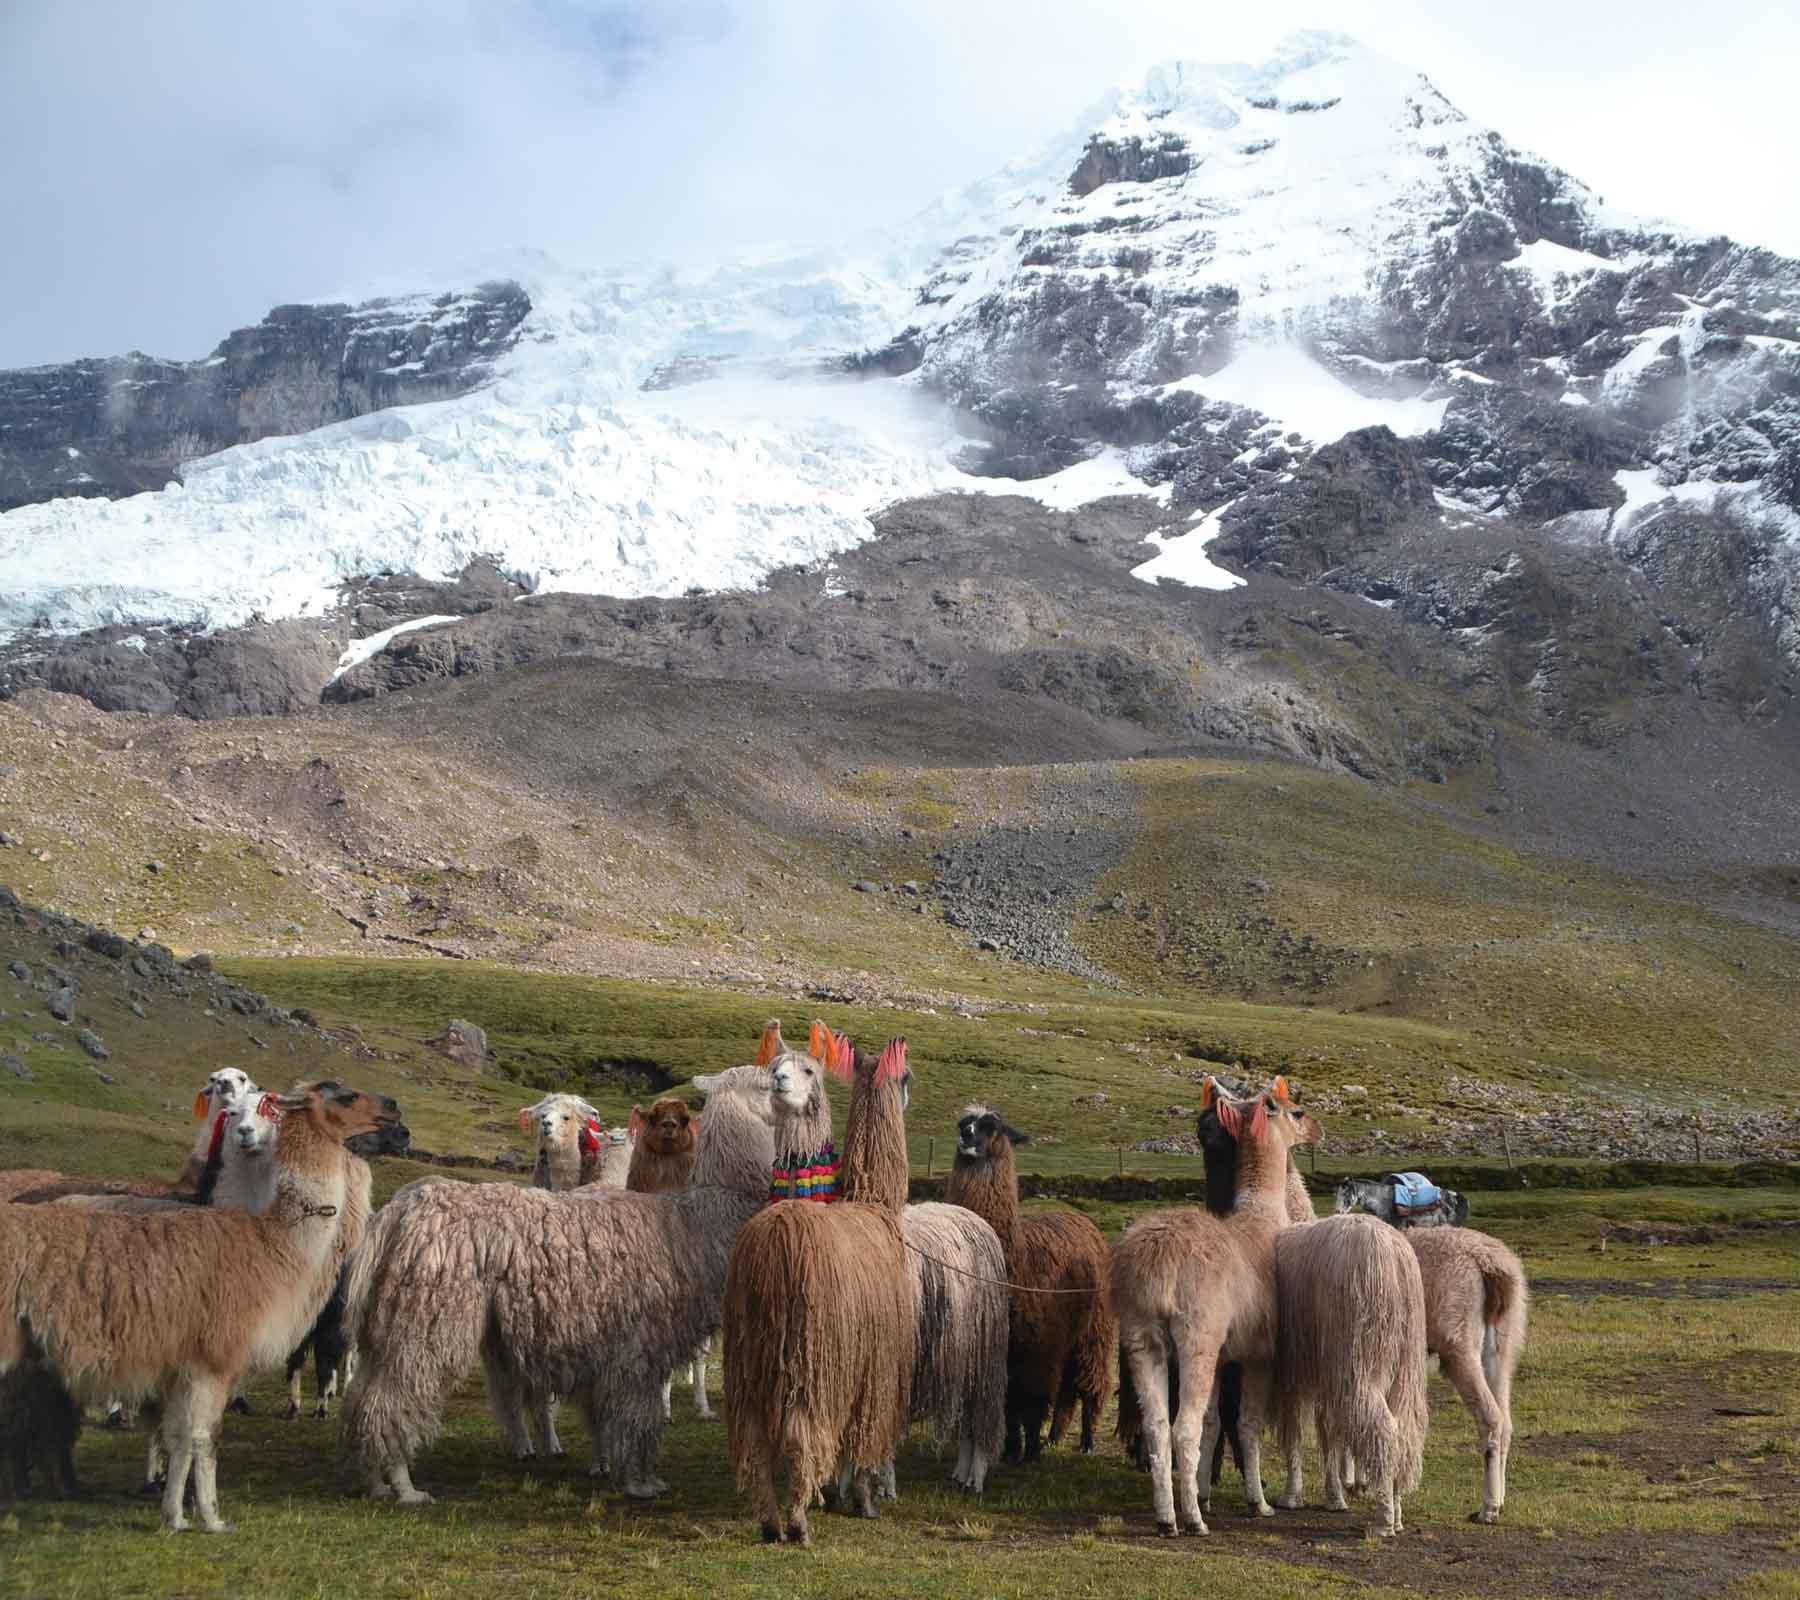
[955,1103,1027,1162]
[1209,1075,1320,1154]
[193,1066,258,1122]
[226,1095,282,1159]
[767,1019,849,1120]
[276,1080,408,1148]
[631,1096,695,1156]
[520,1094,602,1155]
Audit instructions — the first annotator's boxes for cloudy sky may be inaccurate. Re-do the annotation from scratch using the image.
[2,0,1795,367]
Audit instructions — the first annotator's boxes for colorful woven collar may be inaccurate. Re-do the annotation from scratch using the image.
[770,1143,840,1204]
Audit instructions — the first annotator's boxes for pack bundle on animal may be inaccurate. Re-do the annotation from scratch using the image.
[1337,1172,1469,1228]
[0,1081,402,1532]
[723,1035,917,1545]
[946,1104,1115,1463]
[342,1063,781,1504]
[1108,1077,1320,1537]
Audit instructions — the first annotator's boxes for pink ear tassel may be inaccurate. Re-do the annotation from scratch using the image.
[875,1038,908,1083]
[1215,1097,1242,1137]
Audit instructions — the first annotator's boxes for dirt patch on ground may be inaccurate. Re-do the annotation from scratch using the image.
[1532,1276,1798,1300]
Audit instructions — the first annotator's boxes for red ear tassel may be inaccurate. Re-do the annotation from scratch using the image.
[206,1110,229,1162]
[1215,1097,1242,1137]
[578,1118,600,1157]
[874,1038,908,1083]
[256,1094,284,1123]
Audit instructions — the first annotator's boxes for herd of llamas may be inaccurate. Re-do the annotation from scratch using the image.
[0,1019,1529,1549]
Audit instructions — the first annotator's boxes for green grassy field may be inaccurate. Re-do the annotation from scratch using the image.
[3,1197,1795,1600]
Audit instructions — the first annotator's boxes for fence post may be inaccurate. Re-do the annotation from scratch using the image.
[1117,1145,1124,1179]
[1307,1144,1317,1178]
[927,1137,934,1179]
[1501,1124,1513,1169]
[1693,1130,1702,1165]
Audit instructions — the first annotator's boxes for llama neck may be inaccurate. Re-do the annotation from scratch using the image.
[693,1097,778,1198]
[839,1076,908,1213]
[627,1142,696,1193]
[536,1138,583,1192]
[255,1117,349,1270]
[946,1146,1021,1255]
[1231,1133,1296,1226]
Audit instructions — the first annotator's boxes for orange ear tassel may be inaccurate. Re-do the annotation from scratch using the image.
[808,1020,827,1062]
[193,1089,211,1121]
[823,1030,855,1081]
[1271,1075,1293,1105]
[1200,1077,1217,1114]
[755,1020,783,1068]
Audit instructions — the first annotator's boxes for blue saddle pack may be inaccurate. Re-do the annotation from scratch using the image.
[1386,1171,1444,1214]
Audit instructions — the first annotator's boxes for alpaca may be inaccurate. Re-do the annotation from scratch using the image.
[1272,1213,1429,1538]
[947,1105,1115,1461]
[0,1081,399,1531]
[1399,1227,1528,1523]
[342,1064,781,1505]
[626,1096,713,1422]
[1109,1077,1320,1536]
[759,1019,841,1203]
[1115,1098,1315,1477]
[723,1037,916,1546]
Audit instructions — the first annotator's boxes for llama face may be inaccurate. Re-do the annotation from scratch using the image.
[290,1080,407,1145]
[204,1068,257,1115]
[640,1097,693,1155]
[768,1051,822,1118]
[521,1097,599,1152]
[956,1104,1024,1160]
[228,1100,280,1158]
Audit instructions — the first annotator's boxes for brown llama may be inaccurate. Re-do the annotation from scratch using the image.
[0,1081,400,1531]
[723,1036,916,1546]
[946,1105,1115,1460]
[1109,1077,1320,1536]
[1116,1093,1315,1475]
[626,1095,710,1422]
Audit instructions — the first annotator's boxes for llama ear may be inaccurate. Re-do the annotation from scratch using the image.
[576,1101,602,1126]
[874,1038,908,1083]
[1215,1096,1242,1137]
[517,1107,536,1133]
[755,1020,782,1068]
[1271,1075,1293,1105]
[822,1030,855,1081]
[628,1106,647,1138]
[192,1089,211,1121]
[1249,1097,1270,1140]
[1005,1123,1031,1146]
[1200,1077,1217,1114]
[807,1019,827,1061]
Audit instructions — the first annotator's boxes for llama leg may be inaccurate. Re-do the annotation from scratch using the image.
[1441,1344,1508,1523]
[852,1467,881,1519]
[1236,1362,1276,1517]
[532,1396,564,1459]
[691,1340,714,1420]
[482,1342,534,1459]
[782,1461,813,1547]
[1197,1395,1222,1514]
[880,1459,897,1502]
[610,1388,668,1499]
[953,1434,974,1491]
[185,1379,233,1535]
[661,1374,674,1422]
[1002,1390,1023,1463]
[144,1425,167,1494]
[1321,1431,1350,1512]
[1022,1395,1049,1462]
[1171,1337,1222,1535]
[746,1429,780,1543]
[285,1361,304,1421]
[1125,1340,1179,1535]
[383,1461,434,1506]
[158,1381,198,1532]
[1369,1469,1400,1538]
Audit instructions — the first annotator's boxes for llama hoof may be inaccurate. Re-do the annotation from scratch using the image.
[1276,1493,1302,1510]
[313,1403,329,1420]
[1366,1523,1400,1539]
[785,1523,810,1547]
[163,1517,190,1533]
[1156,1520,1178,1539]
[549,1445,566,1459]
[283,1402,300,1421]
[395,1489,434,1506]
[621,1477,667,1500]
[1180,1519,1209,1537]
[200,1521,236,1535]
[1324,1499,1349,1514]
[761,1523,782,1544]
[1251,1501,1276,1518]
[226,1397,251,1416]
[1470,1507,1501,1525]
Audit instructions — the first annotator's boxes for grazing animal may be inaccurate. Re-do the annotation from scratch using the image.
[1337,1173,1469,1228]
[342,1064,780,1505]
[759,1019,842,1203]
[0,1081,400,1531]
[625,1096,711,1421]
[1272,1213,1429,1538]
[0,1359,81,1501]
[947,1105,1115,1461]
[723,1037,916,1546]
[1400,1227,1528,1523]
[1109,1077,1320,1536]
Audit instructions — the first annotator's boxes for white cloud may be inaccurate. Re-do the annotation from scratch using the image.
[1,0,1795,366]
